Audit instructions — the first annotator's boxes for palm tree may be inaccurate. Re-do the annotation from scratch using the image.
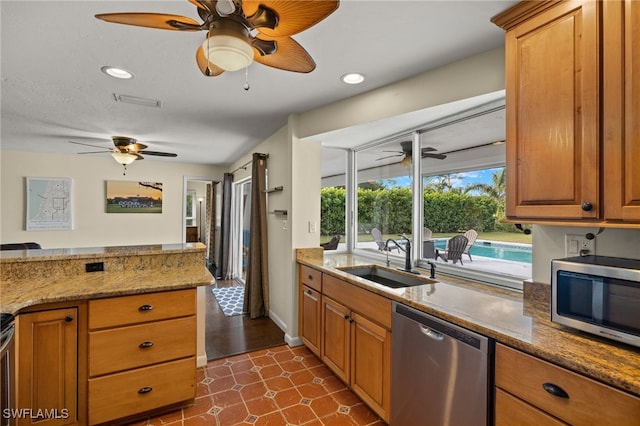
[465,168,506,219]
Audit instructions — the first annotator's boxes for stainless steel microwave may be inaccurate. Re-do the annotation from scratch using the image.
[551,255,640,348]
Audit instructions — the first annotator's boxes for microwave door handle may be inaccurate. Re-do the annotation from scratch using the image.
[592,278,604,323]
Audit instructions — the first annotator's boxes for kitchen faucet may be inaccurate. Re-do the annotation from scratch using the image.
[385,235,420,274]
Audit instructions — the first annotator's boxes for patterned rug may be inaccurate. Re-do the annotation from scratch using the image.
[211,286,246,317]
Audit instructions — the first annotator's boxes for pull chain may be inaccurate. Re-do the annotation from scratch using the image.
[244,67,250,91]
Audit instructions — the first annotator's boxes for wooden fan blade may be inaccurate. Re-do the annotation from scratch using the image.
[422,153,447,160]
[196,46,225,76]
[95,13,202,31]
[188,0,214,12]
[253,36,315,73]
[77,150,112,154]
[243,1,339,37]
[376,154,403,161]
[140,150,178,157]
[421,146,437,153]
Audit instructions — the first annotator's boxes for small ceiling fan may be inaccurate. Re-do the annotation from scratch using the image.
[95,0,340,77]
[376,141,447,166]
[70,136,177,175]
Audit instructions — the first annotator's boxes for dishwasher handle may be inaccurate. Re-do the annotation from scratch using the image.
[420,324,444,341]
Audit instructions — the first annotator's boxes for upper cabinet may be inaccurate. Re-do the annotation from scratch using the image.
[493,0,640,226]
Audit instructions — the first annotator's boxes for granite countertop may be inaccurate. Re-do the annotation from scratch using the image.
[1,243,214,315]
[297,249,640,397]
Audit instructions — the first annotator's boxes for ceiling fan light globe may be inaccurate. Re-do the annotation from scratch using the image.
[111,152,137,165]
[202,35,253,71]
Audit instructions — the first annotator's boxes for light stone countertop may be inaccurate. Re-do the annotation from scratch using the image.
[1,243,214,314]
[296,248,640,397]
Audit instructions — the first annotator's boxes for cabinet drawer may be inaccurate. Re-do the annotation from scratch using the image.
[89,316,196,377]
[495,388,567,426]
[323,274,392,329]
[495,344,640,425]
[300,265,322,292]
[89,289,195,329]
[88,357,196,425]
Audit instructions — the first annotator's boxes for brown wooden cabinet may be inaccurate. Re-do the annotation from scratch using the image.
[298,265,322,356]
[16,304,86,426]
[87,289,197,425]
[186,226,198,242]
[495,344,640,425]
[493,0,640,225]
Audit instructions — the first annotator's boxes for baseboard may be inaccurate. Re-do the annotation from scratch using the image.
[268,309,302,347]
[286,335,303,347]
[197,353,208,368]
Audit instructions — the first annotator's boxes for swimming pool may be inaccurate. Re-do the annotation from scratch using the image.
[433,239,532,263]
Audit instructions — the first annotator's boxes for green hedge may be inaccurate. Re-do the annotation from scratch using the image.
[320,187,498,235]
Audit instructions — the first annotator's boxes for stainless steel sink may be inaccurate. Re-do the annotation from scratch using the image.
[338,265,434,288]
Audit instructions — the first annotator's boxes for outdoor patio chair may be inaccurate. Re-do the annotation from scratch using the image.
[435,235,468,265]
[320,234,341,251]
[371,227,400,252]
[423,227,433,241]
[463,229,478,261]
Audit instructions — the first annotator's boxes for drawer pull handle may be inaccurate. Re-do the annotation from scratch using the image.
[305,289,312,296]
[138,304,154,312]
[139,341,154,349]
[65,315,74,322]
[308,275,313,280]
[542,383,569,399]
[138,386,153,394]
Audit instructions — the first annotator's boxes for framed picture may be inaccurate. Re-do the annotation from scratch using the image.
[106,181,163,213]
[26,177,73,231]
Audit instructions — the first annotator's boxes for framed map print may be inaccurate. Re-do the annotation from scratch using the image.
[26,177,73,230]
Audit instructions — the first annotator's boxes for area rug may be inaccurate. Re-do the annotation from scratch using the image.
[211,286,246,317]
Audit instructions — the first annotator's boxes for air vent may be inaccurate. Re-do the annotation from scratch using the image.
[113,93,161,108]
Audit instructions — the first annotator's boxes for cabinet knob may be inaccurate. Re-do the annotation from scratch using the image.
[308,275,313,280]
[305,289,312,296]
[343,314,350,320]
[138,304,154,312]
[138,386,153,394]
[542,382,569,398]
[581,201,593,212]
[64,315,73,322]
[139,341,154,349]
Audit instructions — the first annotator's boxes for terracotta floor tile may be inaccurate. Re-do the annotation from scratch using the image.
[273,349,296,363]
[211,388,243,408]
[309,394,339,418]
[251,354,278,367]
[234,370,262,385]
[216,402,249,426]
[182,395,214,419]
[291,346,313,356]
[330,388,362,407]
[272,387,303,409]
[147,408,183,425]
[253,411,287,426]
[183,413,217,426]
[239,381,269,401]
[308,364,335,379]
[278,359,307,373]
[321,376,348,394]
[244,396,279,417]
[211,375,237,393]
[266,345,291,354]
[207,364,234,379]
[297,382,329,400]
[320,412,359,426]
[289,369,314,386]
[258,363,283,379]
[348,403,382,425]
[230,359,254,374]
[264,376,294,392]
[281,404,318,425]
[301,355,324,369]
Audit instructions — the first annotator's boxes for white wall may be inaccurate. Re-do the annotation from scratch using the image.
[532,225,640,284]
[0,150,222,248]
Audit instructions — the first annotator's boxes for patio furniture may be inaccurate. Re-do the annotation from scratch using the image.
[371,228,400,252]
[435,235,468,265]
[463,229,478,261]
[320,234,341,250]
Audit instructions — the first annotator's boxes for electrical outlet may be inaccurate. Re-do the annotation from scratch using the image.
[565,234,596,256]
[282,220,288,230]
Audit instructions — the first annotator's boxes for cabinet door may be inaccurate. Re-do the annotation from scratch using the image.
[495,389,568,426]
[350,312,391,423]
[16,308,78,426]
[603,0,640,221]
[321,296,350,383]
[504,0,600,219]
[299,285,321,356]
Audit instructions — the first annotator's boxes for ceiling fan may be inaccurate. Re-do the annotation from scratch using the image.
[70,136,178,175]
[95,0,340,77]
[376,141,447,166]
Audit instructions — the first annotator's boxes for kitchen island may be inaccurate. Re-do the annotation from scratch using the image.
[297,247,640,424]
[1,243,214,425]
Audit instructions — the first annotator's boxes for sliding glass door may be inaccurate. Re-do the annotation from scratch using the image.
[233,179,252,283]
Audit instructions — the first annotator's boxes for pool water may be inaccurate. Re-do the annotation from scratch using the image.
[433,240,532,263]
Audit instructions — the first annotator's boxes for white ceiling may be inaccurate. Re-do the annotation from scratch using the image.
[0,0,516,167]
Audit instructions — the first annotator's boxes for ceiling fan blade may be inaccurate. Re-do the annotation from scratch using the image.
[422,153,447,160]
[77,150,113,154]
[421,146,437,153]
[188,0,214,11]
[400,140,412,153]
[375,154,404,161]
[243,1,339,37]
[69,140,110,150]
[139,150,178,157]
[95,13,202,31]
[196,46,225,76]
[381,150,403,154]
[253,36,315,73]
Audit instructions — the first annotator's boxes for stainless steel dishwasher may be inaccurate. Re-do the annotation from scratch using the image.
[391,302,492,425]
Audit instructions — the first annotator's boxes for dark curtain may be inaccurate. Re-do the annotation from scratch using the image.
[204,182,217,275]
[244,153,269,318]
[218,173,233,279]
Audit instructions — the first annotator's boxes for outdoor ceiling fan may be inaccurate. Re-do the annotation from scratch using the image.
[95,0,340,77]
[70,136,177,175]
[376,141,447,166]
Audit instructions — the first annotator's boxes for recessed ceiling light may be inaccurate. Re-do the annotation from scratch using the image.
[341,73,365,85]
[101,66,133,79]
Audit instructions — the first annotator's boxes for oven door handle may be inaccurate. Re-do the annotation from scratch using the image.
[0,325,15,354]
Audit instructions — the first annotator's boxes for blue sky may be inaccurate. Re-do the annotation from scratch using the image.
[382,167,503,191]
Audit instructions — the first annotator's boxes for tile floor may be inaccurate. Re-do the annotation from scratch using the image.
[129,345,386,425]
